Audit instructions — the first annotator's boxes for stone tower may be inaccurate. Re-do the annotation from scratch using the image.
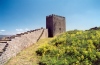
[46,14,66,37]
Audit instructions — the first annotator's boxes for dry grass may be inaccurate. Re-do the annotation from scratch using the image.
[5,38,52,65]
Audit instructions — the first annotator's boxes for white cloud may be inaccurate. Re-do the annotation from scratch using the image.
[25,28,29,31]
[16,29,23,31]
[0,30,5,32]
[16,29,24,34]
[15,28,30,34]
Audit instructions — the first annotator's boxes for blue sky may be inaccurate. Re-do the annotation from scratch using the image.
[0,0,100,35]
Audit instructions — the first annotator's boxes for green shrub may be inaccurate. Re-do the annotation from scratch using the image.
[36,30,100,65]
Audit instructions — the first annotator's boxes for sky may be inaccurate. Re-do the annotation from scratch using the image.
[0,0,100,35]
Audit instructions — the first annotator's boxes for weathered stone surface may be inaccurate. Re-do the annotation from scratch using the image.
[0,43,6,52]
[0,28,48,65]
[46,14,66,37]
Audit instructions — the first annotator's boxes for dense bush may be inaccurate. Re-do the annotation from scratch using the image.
[36,30,100,65]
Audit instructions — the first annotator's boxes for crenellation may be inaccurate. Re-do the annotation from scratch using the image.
[27,31,31,33]
[16,34,21,37]
[30,30,33,32]
[30,30,34,32]
[46,14,65,19]
[0,28,48,65]
[24,32,28,34]
[20,33,24,35]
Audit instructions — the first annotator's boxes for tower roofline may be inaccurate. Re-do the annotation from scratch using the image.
[46,14,65,18]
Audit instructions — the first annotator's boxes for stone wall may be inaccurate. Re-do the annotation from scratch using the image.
[46,14,66,37]
[0,28,48,65]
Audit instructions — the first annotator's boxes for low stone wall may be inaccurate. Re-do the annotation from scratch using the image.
[0,28,48,65]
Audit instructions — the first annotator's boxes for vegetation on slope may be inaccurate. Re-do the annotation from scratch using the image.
[5,38,52,65]
[36,30,100,65]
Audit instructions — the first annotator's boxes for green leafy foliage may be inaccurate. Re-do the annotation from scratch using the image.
[36,30,100,65]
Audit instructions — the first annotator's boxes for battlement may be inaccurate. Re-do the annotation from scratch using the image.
[0,28,45,42]
[0,28,48,65]
[46,14,65,19]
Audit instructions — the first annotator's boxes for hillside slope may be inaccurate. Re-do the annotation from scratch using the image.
[36,30,100,65]
[5,38,52,65]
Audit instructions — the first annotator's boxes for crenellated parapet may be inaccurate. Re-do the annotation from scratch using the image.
[46,14,65,19]
[0,28,48,65]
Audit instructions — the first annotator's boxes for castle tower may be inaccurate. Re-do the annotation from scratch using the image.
[46,14,66,37]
